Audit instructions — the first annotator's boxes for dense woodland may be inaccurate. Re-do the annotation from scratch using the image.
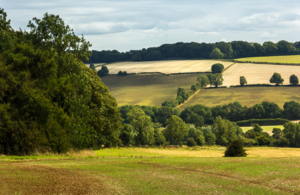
[0,9,121,155]
[88,40,300,63]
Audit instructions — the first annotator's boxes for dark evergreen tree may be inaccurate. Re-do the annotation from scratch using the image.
[224,140,247,157]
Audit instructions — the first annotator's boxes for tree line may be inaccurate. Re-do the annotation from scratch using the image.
[118,103,300,148]
[88,40,300,63]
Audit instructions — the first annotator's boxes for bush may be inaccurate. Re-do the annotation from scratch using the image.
[97,65,109,77]
[224,140,247,157]
[117,71,127,76]
[187,137,197,147]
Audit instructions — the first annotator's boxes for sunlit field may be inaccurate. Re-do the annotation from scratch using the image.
[1,147,300,194]
[241,125,284,135]
[235,55,300,64]
[95,60,233,74]
[178,86,300,110]
[101,74,200,106]
[222,63,300,86]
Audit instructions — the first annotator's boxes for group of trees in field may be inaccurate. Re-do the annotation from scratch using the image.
[0,9,121,155]
[181,101,300,125]
[239,73,299,86]
[118,102,300,148]
[88,40,300,64]
[162,64,225,108]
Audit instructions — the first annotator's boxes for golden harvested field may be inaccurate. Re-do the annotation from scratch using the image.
[178,86,300,110]
[96,60,233,74]
[236,55,300,64]
[102,74,199,106]
[223,63,300,86]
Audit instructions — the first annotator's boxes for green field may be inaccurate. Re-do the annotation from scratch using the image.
[101,74,199,106]
[179,86,300,110]
[1,147,300,194]
[235,55,300,64]
[241,125,284,135]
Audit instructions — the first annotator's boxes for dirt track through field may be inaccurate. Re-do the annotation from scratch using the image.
[223,63,300,86]
[96,60,233,74]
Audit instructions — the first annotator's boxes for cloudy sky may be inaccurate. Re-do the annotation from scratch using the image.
[3,0,300,51]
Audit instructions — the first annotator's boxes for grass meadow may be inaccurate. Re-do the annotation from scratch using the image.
[1,147,300,194]
[178,86,300,110]
[235,55,300,64]
[101,74,199,106]
[96,60,233,74]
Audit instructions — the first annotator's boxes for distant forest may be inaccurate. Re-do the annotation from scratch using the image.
[88,40,300,63]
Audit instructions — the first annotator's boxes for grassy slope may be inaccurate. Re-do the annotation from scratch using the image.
[101,74,199,106]
[1,147,300,194]
[235,55,300,64]
[178,87,300,110]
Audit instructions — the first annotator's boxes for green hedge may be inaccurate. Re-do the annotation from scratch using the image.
[237,118,289,126]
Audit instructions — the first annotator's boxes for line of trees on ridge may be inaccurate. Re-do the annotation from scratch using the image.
[88,40,300,63]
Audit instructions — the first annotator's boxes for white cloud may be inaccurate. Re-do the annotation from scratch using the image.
[3,0,300,51]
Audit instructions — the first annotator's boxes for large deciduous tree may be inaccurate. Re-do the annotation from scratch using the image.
[290,74,299,85]
[211,63,224,73]
[197,75,210,88]
[127,108,154,146]
[165,115,188,145]
[212,116,238,145]
[270,72,284,86]
[209,48,224,59]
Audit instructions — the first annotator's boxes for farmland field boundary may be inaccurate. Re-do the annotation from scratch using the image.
[230,60,300,66]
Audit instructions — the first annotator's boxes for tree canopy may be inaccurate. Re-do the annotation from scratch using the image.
[290,74,299,85]
[211,63,224,73]
[0,9,121,155]
[270,72,284,85]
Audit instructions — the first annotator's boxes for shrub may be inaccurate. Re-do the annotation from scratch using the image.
[117,71,127,76]
[224,140,247,157]
[187,137,197,147]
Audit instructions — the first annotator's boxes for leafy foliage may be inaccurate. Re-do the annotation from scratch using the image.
[197,75,210,88]
[270,72,284,85]
[224,140,247,157]
[187,137,197,147]
[210,48,224,59]
[0,10,121,155]
[240,76,247,86]
[97,65,109,77]
[211,63,224,73]
[290,74,299,85]
[165,115,188,145]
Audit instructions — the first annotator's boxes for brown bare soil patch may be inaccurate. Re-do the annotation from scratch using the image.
[0,162,113,195]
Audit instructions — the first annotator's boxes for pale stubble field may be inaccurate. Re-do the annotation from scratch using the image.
[223,63,300,86]
[96,60,233,74]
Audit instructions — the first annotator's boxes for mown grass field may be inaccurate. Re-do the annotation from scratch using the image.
[96,60,233,74]
[1,147,300,194]
[179,86,300,110]
[235,55,300,64]
[222,63,300,86]
[101,74,199,106]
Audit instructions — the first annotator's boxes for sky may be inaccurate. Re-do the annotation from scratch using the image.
[3,0,300,52]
